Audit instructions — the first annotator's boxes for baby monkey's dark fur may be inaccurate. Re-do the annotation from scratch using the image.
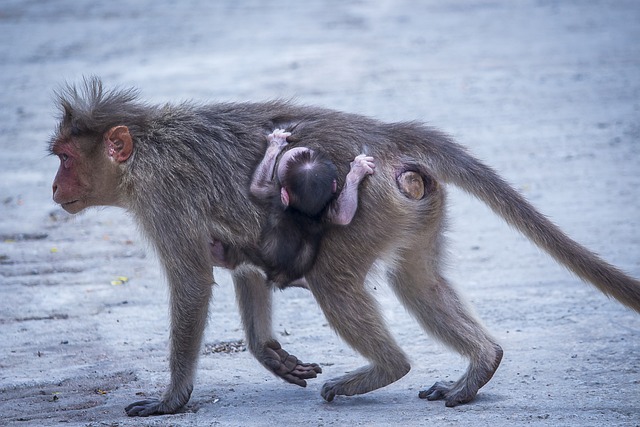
[280,149,337,217]
[49,77,640,417]
[212,129,374,287]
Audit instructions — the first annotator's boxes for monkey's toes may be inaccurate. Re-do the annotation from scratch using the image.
[419,381,477,407]
[125,399,168,417]
[418,381,453,401]
[320,381,339,402]
[320,377,358,402]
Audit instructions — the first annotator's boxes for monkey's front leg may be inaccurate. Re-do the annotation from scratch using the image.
[125,263,213,416]
[233,266,322,386]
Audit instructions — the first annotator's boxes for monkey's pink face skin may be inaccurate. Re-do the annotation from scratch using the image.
[51,144,87,213]
[52,143,97,214]
[50,126,132,214]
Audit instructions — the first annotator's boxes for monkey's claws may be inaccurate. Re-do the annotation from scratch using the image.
[262,340,322,387]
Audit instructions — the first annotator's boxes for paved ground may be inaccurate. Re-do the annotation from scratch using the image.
[1,1,639,426]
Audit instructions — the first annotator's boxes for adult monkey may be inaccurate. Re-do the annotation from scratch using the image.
[49,78,640,417]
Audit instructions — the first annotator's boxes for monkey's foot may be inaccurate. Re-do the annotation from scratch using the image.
[125,385,193,416]
[321,363,411,402]
[125,399,177,417]
[418,381,474,407]
[261,340,322,387]
[321,376,358,402]
[419,344,503,407]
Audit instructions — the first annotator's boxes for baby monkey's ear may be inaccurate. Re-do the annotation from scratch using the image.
[280,186,290,206]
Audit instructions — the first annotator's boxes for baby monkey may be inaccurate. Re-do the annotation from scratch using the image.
[211,129,375,287]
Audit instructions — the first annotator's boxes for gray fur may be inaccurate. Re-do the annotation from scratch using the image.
[49,77,640,416]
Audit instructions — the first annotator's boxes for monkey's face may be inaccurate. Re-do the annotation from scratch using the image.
[50,126,133,213]
[50,139,123,214]
[51,140,89,213]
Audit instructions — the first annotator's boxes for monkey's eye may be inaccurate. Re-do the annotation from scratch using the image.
[58,153,71,167]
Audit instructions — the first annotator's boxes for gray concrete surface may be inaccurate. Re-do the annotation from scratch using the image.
[1,1,639,426]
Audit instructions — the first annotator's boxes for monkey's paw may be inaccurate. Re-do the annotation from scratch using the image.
[125,387,191,417]
[261,340,322,387]
[320,379,345,402]
[418,381,475,407]
[125,399,171,417]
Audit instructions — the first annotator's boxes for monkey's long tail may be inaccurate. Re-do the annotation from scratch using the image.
[423,132,640,314]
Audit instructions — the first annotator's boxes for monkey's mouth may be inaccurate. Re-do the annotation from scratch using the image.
[60,200,82,213]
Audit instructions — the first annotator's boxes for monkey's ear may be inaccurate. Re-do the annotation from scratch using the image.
[105,126,133,163]
[280,187,290,207]
[332,179,337,193]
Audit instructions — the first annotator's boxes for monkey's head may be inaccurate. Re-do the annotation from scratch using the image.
[49,78,139,213]
[277,147,338,217]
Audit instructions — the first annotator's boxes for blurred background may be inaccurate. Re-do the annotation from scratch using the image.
[0,1,638,425]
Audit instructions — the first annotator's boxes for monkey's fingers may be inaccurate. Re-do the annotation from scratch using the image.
[261,340,322,387]
[291,362,323,378]
[352,155,374,165]
[278,366,322,387]
[273,351,322,384]
[350,157,376,176]
[267,129,291,145]
[264,356,308,387]
[363,162,375,174]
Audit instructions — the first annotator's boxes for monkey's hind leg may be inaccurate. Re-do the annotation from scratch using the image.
[387,248,502,407]
[306,268,411,401]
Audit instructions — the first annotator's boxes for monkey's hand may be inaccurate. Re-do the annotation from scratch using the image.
[267,129,291,149]
[347,154,375,183]
[260,339,322,387]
